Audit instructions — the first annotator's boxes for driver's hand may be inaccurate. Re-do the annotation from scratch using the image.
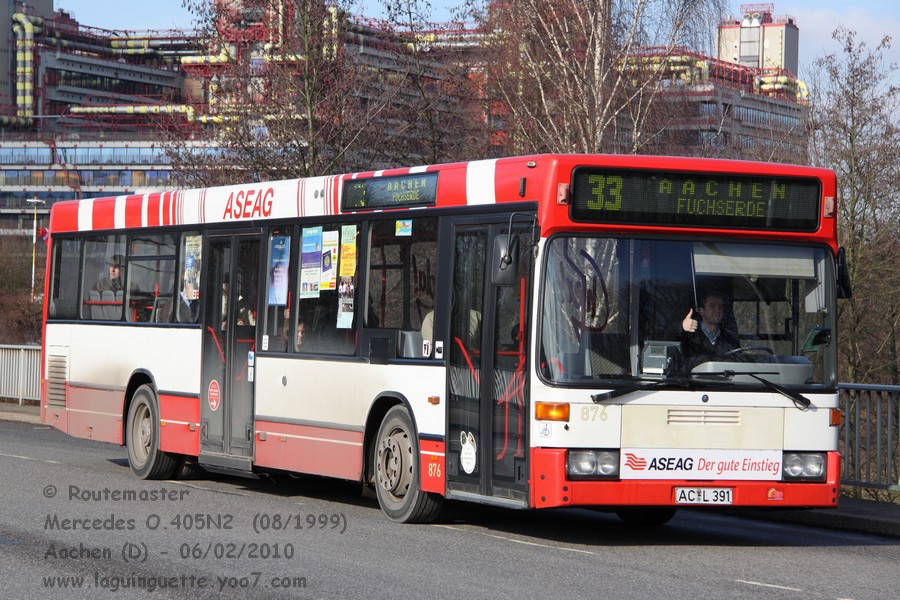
[682,309,698,333]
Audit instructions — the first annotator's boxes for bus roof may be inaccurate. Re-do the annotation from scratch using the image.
[48,154,836,240]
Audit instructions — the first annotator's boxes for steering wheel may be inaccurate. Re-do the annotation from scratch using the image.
[722,345,775,357]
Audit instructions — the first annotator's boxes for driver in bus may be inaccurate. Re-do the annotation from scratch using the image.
[680,291,739,369]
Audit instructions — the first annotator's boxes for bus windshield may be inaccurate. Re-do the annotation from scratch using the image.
[540,237,837,388]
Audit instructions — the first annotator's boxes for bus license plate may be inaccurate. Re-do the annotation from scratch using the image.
[675,487,733,505]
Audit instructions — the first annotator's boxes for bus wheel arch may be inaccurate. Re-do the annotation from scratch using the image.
[121,371,154,447]
[125,381,179,480]
[363,396,402,485]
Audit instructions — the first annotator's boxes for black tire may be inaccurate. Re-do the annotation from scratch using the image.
[373,405,442,523]
[126,384,179,480]
[615,507,678,526]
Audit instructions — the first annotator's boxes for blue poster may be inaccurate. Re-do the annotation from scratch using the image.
[300,226,323,298]
[267,235,290,306]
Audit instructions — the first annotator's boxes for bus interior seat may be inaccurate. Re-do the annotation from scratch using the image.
[87,290,101,319]
[101,290,119,320]
[152,297,172,323]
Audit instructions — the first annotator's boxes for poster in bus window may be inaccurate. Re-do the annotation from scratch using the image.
[336,225,357,329]
[267,235,290,306]
[336,284,354,329]
[339,225,357,277]
[300,226,322,299]
[320,230,338,291]
[182,235,202,301]
[395,219,412,237]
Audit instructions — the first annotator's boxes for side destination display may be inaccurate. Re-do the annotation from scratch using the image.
[342,172,439,210]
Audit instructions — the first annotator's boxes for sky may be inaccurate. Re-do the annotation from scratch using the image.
[54,0,899,84]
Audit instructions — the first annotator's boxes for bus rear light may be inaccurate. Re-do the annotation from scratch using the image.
[535,402,570,421]
[782,452,826,481]
[567,450,620,479]
[829,408,843,427]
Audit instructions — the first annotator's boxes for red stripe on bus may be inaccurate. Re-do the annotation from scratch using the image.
[162,191,172,226]
[125,194,143,229]
[147,192,162,227]
[92,198,116,231]
[49,201,79,233]
[436,163,467,206]
[254,420,363,480]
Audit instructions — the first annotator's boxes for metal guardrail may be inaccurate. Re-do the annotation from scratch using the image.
[839,383,900,492]
[0,344,41,405]
[0,345,897,491]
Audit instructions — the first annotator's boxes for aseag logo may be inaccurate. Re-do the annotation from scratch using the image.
[624,453,647,470]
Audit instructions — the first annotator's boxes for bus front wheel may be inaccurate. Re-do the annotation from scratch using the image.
[126,385,179,480]
[373,405,442,523]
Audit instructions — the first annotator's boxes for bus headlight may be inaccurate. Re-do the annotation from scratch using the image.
[782,452,826,481]
[567,450,619,479]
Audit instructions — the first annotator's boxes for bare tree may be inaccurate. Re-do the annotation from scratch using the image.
[375,0,484,164]
[0,236,44,344]
[167,0,438,185]
[807,28,900,385]
[473,0,727,155]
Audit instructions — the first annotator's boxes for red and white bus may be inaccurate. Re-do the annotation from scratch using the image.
[41,154,849,524]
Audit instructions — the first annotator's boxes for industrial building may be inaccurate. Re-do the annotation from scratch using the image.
[1,1,809,230]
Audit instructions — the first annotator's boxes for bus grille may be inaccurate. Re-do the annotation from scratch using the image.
[667,408,741,425]
[46,354,68,406]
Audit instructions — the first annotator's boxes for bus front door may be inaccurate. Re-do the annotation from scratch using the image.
[445,220,532,506]
[200,234,260,473]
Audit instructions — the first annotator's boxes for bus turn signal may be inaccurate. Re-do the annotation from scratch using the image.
[535,402,570,422]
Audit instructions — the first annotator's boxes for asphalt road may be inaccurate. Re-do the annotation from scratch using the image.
[2,419,899,600]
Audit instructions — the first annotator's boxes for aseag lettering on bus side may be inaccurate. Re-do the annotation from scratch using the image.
[222,187,275,220]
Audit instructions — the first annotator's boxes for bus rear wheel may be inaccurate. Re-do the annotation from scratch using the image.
[126,385,179,480]
[374,405,442,523]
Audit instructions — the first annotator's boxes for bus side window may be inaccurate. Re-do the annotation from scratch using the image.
[367,217,438,358]
[289,222,358,356]
[127,233,177,323]
[49,238,80,320]
[80,234,125,321]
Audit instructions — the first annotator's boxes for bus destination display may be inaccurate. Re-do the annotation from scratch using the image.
[570,168,821,231]
[342,172,438,210]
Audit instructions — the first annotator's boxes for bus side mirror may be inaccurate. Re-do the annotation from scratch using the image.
[836,246,853,299]
[491,234,519,287]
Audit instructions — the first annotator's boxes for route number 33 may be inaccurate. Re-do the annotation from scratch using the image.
[586,175,624,211]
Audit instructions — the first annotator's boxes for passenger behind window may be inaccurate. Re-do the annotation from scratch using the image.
[93,254,126,293]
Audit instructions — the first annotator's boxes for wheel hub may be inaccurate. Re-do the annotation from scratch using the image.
[377,429,412,498]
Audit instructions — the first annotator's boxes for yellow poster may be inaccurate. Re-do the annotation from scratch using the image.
[339,225,357,277]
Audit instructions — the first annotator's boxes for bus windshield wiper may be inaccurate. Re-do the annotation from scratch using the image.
[700,370,811,410]
[590,376,689,403]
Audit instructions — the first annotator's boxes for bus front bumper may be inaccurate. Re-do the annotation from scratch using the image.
[530,448,840,509]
